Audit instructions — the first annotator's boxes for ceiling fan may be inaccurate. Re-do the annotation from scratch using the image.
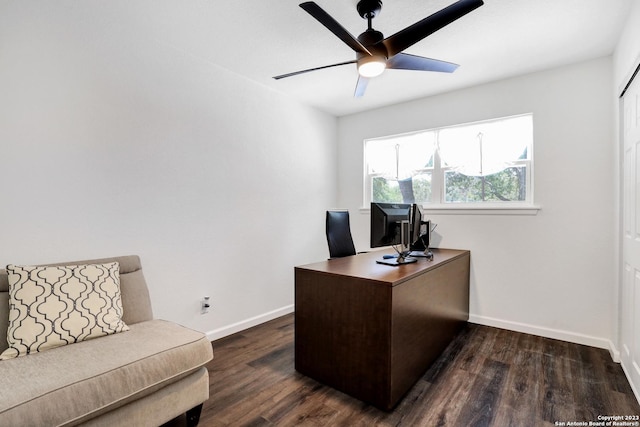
[273,0,484,97]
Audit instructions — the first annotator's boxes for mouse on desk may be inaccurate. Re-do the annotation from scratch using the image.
[382,254,397,259]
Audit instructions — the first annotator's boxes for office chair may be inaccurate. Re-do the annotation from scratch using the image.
[326,210,357,258]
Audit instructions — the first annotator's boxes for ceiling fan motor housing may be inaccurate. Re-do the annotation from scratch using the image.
[357,29,387,60]
[356,29,387,77]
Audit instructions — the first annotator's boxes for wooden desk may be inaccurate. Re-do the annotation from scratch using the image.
[294,248,470,411]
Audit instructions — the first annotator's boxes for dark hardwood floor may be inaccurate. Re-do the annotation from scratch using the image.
[170,314,640,427]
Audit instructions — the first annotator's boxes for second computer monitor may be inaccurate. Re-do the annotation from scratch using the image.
[409,204,431,251]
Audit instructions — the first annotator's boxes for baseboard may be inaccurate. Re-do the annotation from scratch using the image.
[206,309,619,361]
[205,304,295,342]
[621,361,640,405]
[469,314,615,357]
[609,341,622,363]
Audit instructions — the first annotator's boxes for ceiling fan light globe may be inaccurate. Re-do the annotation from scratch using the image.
[358,58,386,77]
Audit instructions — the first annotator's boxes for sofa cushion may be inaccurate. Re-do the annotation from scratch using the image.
[1,262,129,360]
[0,319,213,426]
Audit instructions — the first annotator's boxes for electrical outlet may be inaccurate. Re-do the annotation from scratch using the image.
[201,296,210,314]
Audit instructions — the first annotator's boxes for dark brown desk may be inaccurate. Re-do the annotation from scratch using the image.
[294,248,470,411]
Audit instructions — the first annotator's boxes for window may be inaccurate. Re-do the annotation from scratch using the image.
[364,114,533,209]
[366,131,435,205]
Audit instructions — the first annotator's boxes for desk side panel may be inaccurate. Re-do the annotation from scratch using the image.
[295,268,391,407]
[390,253,470,407]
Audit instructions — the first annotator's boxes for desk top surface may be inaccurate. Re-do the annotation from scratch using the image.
[295,248,469,286]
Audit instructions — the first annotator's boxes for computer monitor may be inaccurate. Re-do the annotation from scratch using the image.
[408,203,433,258]
[409,203,425,251]
[370,202,411,248]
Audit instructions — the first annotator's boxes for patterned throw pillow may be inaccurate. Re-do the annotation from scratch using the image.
[0,262,129,360]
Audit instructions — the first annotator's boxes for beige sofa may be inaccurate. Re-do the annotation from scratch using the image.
[0,255,213,426]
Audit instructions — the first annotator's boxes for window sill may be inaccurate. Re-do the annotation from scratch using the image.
[360,204,541,216]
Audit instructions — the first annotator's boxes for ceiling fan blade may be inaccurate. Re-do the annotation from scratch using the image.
[387,53,459,73]
[300,2,372,56]
[273,60,356,80]
[354,76,369,98]
[382,0,484,57]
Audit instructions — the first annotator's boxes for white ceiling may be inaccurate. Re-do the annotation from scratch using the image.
[31,0,633,117]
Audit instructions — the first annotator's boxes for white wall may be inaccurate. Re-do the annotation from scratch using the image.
[338,57,615,350]
[0,2,337,338]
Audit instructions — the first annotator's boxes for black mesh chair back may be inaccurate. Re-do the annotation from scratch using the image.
[326,210,357,258]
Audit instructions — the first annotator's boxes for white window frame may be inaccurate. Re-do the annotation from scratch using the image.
[362,114,540,215]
